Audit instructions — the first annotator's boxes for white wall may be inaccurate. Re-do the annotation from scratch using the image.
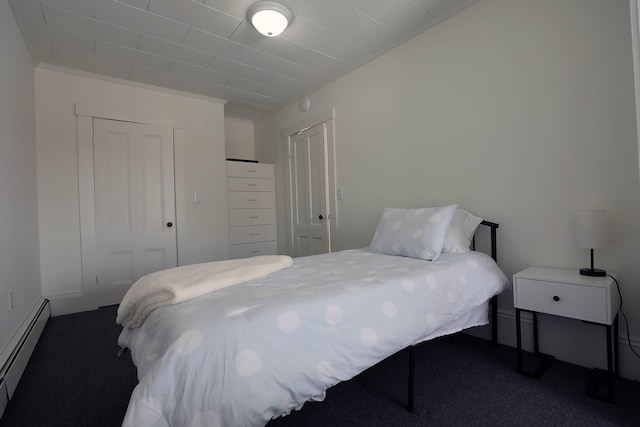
[0,0,41,355]
[35,67,229,315]
[256,0,640,379]
[225,117,255,160]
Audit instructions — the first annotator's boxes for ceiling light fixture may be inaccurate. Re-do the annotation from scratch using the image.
[248,1,292,37]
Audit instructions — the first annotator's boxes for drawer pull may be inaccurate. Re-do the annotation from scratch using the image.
[250,250,260,254]
[250,233,260,236]
[249,216,259,219]
[248,199,258,202]
[247,170,257,173]
[248,183,257,186]
[552,296,560,302]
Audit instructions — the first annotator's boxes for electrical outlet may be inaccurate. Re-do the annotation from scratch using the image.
[8,290,14,310]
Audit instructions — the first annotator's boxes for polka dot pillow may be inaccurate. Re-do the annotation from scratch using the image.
[442,209,484,253]
[369,204,458,261]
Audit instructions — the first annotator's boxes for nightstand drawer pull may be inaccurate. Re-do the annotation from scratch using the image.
[553,296,560,302]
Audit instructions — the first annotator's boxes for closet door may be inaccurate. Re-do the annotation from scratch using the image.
[93,118,177,306]
[289,122,330,257]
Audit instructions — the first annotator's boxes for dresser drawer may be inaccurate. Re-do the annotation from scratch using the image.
[514,278,608,323]
[230,225,277,244]
[229,241,278,259]
[229,209,276,226]
[227,162,274,179]
[228,192,275,209]
[228,177,275,192]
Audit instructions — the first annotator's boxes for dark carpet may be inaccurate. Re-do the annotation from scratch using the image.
[1,305,638,426]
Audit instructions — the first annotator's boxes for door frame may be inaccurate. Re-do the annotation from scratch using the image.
[281,108,338,256]
[76,103,185,310]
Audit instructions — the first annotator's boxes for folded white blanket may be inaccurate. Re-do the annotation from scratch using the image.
[117,255,293,329]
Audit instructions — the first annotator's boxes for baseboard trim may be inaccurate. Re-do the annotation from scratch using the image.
[0,298,50,403]
[0,380,7,420]
[46,291,97,316]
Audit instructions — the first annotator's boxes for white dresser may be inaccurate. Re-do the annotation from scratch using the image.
[227,161,277,259]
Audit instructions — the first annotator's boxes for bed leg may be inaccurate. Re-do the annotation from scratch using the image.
[491,295,498,347]
[407,345,414,412]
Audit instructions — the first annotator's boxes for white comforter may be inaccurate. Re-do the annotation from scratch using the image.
[119,249,509,427]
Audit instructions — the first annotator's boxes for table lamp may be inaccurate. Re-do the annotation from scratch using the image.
[575,209,608,277]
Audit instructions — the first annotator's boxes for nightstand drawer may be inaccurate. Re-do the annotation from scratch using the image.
[515,278,607,323]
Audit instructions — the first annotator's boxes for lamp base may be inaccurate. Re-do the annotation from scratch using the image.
[580,268,606,277]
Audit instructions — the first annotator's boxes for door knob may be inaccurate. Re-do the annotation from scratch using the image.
[318,214,324,220]
[166,222,173,228]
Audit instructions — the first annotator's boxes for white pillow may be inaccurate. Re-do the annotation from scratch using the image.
[369,205,458,261]
[442,209,483,253]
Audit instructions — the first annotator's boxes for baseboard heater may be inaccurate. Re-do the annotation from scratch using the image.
[0,298,50,419]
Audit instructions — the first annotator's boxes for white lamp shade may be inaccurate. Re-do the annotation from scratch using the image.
[248,2,291,37]
[575,209,608,249]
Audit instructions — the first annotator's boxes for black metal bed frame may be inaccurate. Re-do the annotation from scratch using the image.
[406,219,500,412]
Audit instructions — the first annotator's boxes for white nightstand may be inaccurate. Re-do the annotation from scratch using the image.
[513,267,620,402]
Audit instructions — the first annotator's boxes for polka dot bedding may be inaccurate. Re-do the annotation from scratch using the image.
[118,248,509,427]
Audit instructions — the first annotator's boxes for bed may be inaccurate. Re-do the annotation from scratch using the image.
[117,206,509,427]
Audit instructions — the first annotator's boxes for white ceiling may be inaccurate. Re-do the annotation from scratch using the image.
[10,0,476,121]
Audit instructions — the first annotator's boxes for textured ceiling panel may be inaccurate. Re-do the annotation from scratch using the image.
[44,3,142,49]
[138,34,214,68]
[11,0,478,120]
[168,60,231,85]
[148,0,241,39]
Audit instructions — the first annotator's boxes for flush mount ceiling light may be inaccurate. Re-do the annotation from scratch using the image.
[248,1,292,37]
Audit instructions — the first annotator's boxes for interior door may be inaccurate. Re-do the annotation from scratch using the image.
[93,118,177,306]
[289,122,331,257]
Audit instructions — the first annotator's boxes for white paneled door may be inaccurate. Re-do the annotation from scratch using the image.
[93,119,177,306]
[289,122,331,257]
